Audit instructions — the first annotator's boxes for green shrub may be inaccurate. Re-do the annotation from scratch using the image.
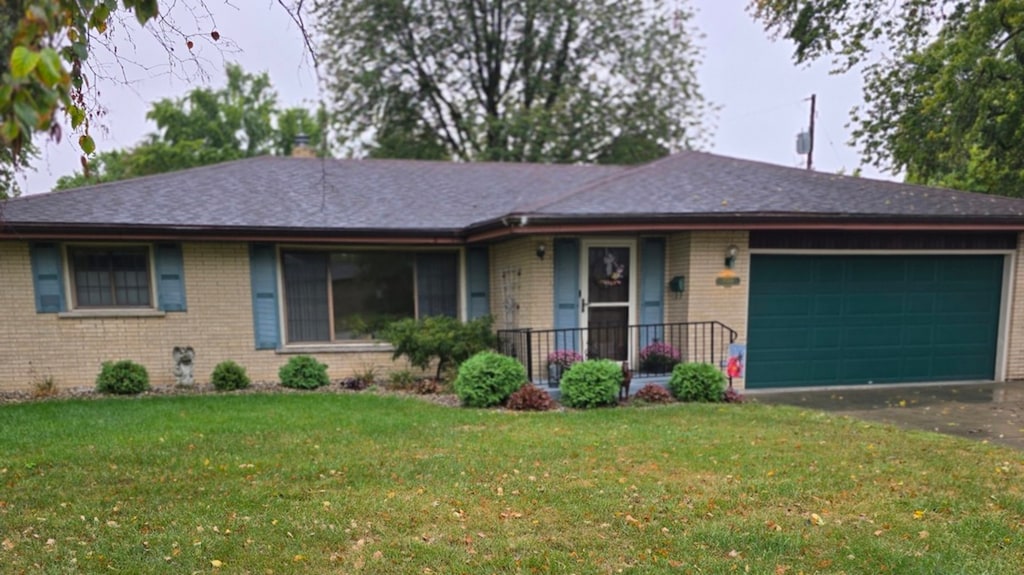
[342,366,378,390]
[453,351,526,407]
[632,383,674,404]
[387,369,417,390]
[506,384,554,411]
[95,360,150,395]
[667,362,726,402]
[382,315,497,379]
[279,356,330,390]
[211,360,250,391]
[559,359,621,409]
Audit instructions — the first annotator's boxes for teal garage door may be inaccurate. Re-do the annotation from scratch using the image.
[746,255,1004,389]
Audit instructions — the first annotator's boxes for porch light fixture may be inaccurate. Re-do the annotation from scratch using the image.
[724,244,739,269]
[536,243,546,260]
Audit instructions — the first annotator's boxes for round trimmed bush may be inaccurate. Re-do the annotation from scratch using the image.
[279,355,330,389]
[667,362,726,402]
[96,360,150,395]
[211,360,251,391]
[559,359,621,409]
[453,351,526,407]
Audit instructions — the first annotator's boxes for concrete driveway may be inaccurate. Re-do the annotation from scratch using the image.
[750,382,1024,450]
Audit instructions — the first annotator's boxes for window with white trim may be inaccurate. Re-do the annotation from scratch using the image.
[281,250,458,343]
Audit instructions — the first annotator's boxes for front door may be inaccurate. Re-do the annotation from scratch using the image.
[581,240,636,361]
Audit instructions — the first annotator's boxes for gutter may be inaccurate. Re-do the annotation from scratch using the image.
[464,212,1024,243]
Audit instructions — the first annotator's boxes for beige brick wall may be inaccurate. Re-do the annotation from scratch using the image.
[1004,233,1024,380]
[489,235,556,377]
[665,232,690,324]
[685,231,749,389]
[0,241,398,392]
[0,234,756,392]
[685,231,749,340]
[489,235,555,333]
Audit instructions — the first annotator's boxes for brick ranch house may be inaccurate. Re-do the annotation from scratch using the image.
[4,151,1024,392]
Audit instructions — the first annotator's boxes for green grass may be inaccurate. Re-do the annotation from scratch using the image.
[1,393,1021,574]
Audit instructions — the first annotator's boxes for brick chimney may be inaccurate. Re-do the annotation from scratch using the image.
[291,133,316,158]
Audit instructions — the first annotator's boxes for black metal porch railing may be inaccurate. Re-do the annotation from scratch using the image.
[497,321,738,386]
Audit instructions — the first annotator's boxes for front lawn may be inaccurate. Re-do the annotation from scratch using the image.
[1,393,1021,573]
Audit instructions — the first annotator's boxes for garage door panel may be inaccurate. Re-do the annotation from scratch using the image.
[754,329,810,350]
[903,325,935,345]
[814,295,843,314]
[747,254,1003,388]
[750,295,813,316]
[811,327,841,348]
[846,294,905,314]
[845,326,902,346]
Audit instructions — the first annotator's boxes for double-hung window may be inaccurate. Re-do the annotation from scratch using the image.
[281,249,458,343]
[68,246,152,308]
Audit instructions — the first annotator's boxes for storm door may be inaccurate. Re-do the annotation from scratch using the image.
[580,241,636,362]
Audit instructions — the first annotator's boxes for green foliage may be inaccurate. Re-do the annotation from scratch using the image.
[95,360,150,395]
[387,369,417,390]
[632,384,674,405]
[210,360,251,391]
[53,64,327,190]
[316,0,708,163]
[452,351,526,407]
[506,384,554,411]
[751,0,1024,196]
[342,366,378,390]
[558,359,621,409]
[2,394,1023,573]
[278,356,330,390]
[381,316,497,380]
[0,0,165,178]
[667,362,726,403]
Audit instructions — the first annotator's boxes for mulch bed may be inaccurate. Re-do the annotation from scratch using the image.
[0,380,463,408]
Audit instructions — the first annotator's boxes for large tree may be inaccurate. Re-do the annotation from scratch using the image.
[315,0,708,164]
[54,64,326,190]
[751,0,1024,196]
[1,1,312,197]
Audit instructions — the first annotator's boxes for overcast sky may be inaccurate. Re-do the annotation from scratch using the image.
[18,0,889,195]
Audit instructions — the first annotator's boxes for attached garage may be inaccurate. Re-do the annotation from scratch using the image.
[746,253,1007,389]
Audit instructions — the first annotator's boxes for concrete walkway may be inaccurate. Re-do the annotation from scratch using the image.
[750,382,1024,450]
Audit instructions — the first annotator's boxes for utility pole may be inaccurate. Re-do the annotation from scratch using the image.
[806,94,816,170]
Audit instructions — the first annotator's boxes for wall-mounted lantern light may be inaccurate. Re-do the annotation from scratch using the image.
[536,243,547,260]
[724,244,739,269]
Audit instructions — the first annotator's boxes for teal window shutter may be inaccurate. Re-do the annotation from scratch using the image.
[465,247,490,320]
[30,243,66,313]
[249,244,281,349]
[639,238,666,349]
[155,243,187,312]
[552,239,580,351]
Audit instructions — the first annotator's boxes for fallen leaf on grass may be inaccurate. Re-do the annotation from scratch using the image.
[809,513,825,526]
[210,559,223,568]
